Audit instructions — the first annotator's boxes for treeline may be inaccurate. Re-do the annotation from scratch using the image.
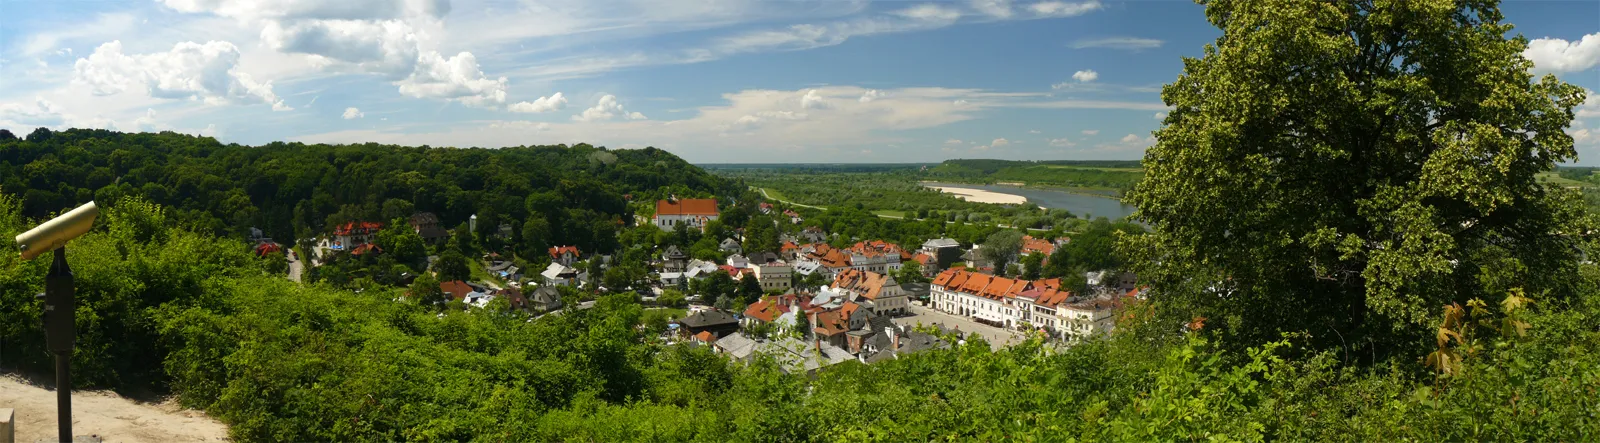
[0,128,731,258]
[926,159,1144,194]
[720,169,1091,232]
[3,195,1599,441]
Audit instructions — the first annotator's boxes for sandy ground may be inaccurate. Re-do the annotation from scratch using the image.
[926,185,1030,205]
[0,375,229,442]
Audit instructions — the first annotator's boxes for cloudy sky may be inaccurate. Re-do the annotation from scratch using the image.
[1,1,1597,164]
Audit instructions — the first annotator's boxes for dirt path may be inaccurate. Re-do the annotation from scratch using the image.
[0,375,229,442]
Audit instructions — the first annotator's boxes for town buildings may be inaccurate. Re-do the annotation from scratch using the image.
[929,269,1130,340]
[830,269,910,315]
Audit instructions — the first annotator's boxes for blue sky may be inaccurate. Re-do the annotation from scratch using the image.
[0,0,1596,163]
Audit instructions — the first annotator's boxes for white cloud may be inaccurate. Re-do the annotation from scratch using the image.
[1049,138,1075,147]
[18,13,139,57]
[1577,90,1600,118]
[260,19,420,78]
[574,94,647,122]
[970,0,1012,19]
[157,0,450,22]
[507,1,1105,82]
[72,40,290,110]
[1081,129,1099,135]
[1070,36,1162,50]
[1119,134,1142,143]
[509,92,569,113]
[0,98,66,126]
[859,89,884,103]
[973,137,1010,151]
[134,108,159,131]
[945,138,964,144]
[894,4,962,22]
[953,99,969,106]
[397,51,508,108]
[1570,127,1594,145]
[1029,129,1041,134]
[801,89,829,109]
[343,107,363,119]
[1155,112,1167,120]
[1524,33,1600,73]
[1072,69,1098,82]
[1027,1,1102,17]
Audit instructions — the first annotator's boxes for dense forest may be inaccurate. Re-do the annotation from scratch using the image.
[0,127,731,254]
[5,0,1600,440]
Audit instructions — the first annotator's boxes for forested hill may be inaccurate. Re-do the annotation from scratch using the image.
[927,159,1145,195]
[0,128,731,254]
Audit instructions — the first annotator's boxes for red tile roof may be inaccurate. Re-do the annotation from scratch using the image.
[832,269,896,300]
[254,242,282,257]
[744,297,784,323]
[694,330,717,343]
[656,198,719,217]
[439,280,473,301]
[1021,235,1056,256]
[548,245,581,259]
[351,243,382,256]
[334,221,384,236]
[813,310,849,336]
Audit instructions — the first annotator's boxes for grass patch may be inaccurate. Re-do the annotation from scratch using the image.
[1538,172,1596,189]
[759,187,792,202]
[468,259,505,285]
[1040,165,1144,173]
[872,210,907,218]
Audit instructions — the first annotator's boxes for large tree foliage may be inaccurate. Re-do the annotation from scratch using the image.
[1123,0,1592,354]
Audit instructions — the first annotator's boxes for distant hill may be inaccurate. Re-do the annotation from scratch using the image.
[0,128,731,250]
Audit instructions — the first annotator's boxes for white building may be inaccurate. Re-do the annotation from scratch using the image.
[832,269,909,315]
[752,260,792,292]
[653,198,719,230]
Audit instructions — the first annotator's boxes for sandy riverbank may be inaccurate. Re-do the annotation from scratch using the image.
[926,185,1030,205]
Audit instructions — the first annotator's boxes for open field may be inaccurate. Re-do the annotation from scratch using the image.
[1537,171,1596,189]
[1041,165,1143,173]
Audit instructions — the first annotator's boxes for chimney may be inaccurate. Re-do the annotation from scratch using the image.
[886,326,899,357]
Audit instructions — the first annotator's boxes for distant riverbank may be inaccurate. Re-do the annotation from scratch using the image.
[923,185,1030,205]
[923,181,1137,220]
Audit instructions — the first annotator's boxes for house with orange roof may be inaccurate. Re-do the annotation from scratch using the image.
[653,197,719,231]
[548,245,581,266]
[1021,235,1057,257]
[831,269,909,315]
[332,221,383,249]
[929,268,1118,331]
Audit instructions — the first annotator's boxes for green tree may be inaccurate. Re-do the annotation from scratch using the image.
[376,218,428,271]
[1122,0,1591,353]
[1019,253,1043,281]
[896,260,928,284]
[409,272,446,308]
[981,230,1024,272]
[738,272,763,304]
[435,251,472,282]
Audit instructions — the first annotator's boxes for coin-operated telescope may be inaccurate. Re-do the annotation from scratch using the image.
[15,201,99,443]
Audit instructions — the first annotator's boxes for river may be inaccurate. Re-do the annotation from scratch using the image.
[923,182,1138,220]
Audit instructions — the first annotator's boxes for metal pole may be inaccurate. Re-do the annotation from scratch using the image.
[44,248,74,443]
[54,352,70,443]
